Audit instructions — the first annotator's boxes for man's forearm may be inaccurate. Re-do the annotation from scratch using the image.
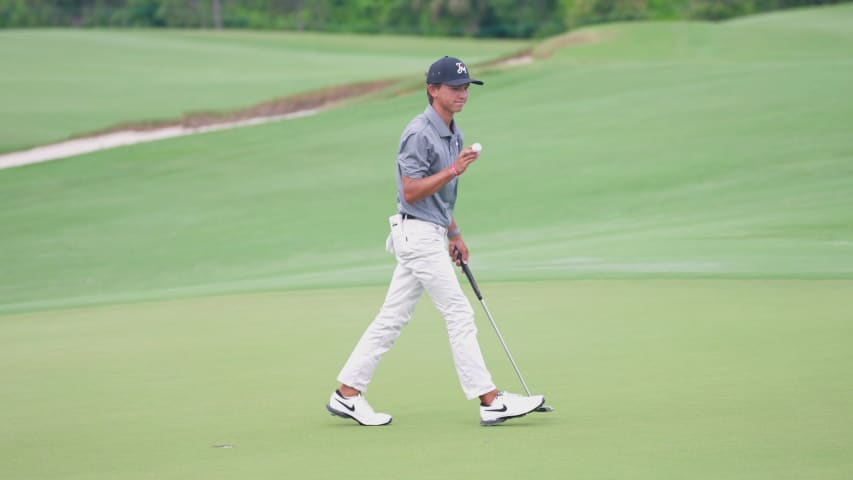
[401,169,456,204]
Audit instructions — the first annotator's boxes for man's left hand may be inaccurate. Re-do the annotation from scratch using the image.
[450,237,468,265]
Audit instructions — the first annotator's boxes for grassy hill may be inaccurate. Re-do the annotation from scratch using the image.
[0,29,528,153]
[1,5,851,312]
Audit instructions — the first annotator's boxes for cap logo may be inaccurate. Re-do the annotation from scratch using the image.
[456,62,468,75]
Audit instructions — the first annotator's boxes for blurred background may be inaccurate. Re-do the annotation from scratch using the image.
[3,0,849,37]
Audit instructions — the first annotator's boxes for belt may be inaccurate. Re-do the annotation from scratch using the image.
[400,212,422,221]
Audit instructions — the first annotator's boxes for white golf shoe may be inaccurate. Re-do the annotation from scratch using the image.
[326,390,392,426]
[479,391,545,426]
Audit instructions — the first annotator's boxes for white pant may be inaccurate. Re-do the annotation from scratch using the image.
[337,214,496,400]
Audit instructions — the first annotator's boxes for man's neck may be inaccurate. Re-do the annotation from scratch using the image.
[433,104,455,130]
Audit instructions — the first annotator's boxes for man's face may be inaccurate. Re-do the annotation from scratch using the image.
[431,83,470,114]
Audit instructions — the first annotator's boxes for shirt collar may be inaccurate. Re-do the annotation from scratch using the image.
[424,105,454,137]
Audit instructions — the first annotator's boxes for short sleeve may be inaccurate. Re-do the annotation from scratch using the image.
[397,132,432,179]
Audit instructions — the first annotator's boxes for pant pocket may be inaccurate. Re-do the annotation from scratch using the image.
[385,233,395,254]
[402,221,444,254]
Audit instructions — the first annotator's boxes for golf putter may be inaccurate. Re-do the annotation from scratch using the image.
[455,251,553,412]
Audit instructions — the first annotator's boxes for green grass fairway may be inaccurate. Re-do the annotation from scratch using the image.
[0,29,527,152]
[2,6,851,313]
[1,281,850,479]
[2,4,853,480]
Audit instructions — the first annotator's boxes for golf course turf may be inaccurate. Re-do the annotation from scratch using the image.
[1,4,851,479]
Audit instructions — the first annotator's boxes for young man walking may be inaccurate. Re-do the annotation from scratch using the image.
[327,56,545,426]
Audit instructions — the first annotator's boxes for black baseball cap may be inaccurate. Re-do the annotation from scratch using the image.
[426,56,484,86]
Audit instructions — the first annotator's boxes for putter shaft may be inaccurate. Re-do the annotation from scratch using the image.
[477,298,533,397]
[458,257,554,412]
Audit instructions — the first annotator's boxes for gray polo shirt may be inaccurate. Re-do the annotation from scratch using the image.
[396,105,464,228]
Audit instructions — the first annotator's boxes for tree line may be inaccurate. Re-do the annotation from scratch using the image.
[1,0,848,37]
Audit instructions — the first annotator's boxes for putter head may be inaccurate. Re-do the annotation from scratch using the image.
[535,404,554,412]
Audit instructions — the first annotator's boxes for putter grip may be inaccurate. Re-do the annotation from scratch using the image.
[456,252,484,300]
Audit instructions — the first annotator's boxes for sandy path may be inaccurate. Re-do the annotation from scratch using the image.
[0,110,321,170]
[0,54,538,171]
[0,109,319,170]
[0,78,399,171]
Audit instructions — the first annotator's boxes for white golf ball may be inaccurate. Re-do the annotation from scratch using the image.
[471,143,482,153]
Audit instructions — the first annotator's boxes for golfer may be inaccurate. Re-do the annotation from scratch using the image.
[327,56,545,426]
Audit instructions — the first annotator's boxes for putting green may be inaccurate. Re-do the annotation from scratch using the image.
[1,280,850,479]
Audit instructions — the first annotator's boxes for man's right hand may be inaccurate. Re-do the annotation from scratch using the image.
[402,146,480,204]
[451,146,480,176]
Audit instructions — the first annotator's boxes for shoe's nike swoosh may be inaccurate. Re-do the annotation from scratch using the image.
[484,405,508,412]
[335,398,356,412]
